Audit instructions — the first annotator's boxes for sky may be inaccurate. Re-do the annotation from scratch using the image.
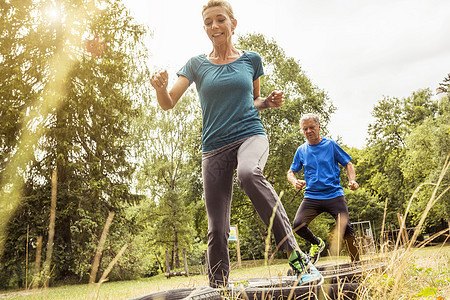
[123,0,450,149]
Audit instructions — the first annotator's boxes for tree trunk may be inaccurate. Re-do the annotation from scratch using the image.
[154,253,164,273]
[174,229,180,269]
[32,236,43,289]
[43,168,57,287]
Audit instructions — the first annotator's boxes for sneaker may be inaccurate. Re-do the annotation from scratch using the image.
[288,249,324,285]
[309,237,325,264]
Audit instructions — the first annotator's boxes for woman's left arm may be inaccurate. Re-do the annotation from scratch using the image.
[252,78,284,111]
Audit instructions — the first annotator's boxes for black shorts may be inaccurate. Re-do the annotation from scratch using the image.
[293,196,354,238]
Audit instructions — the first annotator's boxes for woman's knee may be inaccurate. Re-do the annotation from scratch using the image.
[236,165,260,187]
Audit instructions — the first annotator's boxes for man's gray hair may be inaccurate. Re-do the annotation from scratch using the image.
[300,113,321,127]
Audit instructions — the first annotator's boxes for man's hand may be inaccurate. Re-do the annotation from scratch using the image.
[294,179,306,190]
[348,180,359,191]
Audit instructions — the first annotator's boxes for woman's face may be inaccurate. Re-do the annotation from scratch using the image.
[203,6,236,46]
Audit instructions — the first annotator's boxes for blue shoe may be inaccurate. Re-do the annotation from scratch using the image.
[288,249,324,285]
[309,237,325,264]
[297,263,323,285]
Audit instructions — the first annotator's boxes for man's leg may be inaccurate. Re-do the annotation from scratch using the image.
[293,198,325,263]
[325,196,360,262]
[344,235,360,262]
[292,198,321,245]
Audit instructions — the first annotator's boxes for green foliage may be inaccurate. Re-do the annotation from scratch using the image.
[408,261,450,298]
[0,0,151,288]
[415,286,437,297]
[358,88,448,232]
[401,96,450,226]
[367,90,437,149]
[134,91,202,270]
[345,188,384,237]
[232,209,267,260]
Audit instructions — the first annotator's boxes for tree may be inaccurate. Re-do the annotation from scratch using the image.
[135,91,202,270]
[401,91,450,230]
[436,73,450,94]
[0,0,151,287]
[359,88,446,231]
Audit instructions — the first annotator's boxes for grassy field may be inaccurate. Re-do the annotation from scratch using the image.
[1,244,449,299]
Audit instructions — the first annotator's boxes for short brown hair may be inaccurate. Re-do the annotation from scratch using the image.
[202,0,235,21]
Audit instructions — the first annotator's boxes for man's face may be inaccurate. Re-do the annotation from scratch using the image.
[301,118,321,145]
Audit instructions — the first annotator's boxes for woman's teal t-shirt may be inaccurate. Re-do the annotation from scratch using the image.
[177,51,266,152]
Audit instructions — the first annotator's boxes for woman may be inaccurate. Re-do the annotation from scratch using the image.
[150,0,322,288]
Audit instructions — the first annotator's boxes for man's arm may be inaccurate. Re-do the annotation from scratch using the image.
[287,170,306,190]
[344,162,359,190]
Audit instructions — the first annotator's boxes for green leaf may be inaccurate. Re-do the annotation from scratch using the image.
[415,286,437,297]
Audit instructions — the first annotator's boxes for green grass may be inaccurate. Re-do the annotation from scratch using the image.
[359,243,450,299]
[0,245,449,299]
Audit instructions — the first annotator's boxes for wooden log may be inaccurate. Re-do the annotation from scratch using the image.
[164,271,186,278]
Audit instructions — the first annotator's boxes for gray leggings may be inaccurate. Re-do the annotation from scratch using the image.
[202,135,298,287]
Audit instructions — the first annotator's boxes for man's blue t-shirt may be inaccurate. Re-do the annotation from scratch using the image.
[290,138,352,199]
[177,51,266,152]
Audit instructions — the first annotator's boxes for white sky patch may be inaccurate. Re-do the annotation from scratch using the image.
[124,0,450,148]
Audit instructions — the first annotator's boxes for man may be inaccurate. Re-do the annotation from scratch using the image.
[287,113,360,264]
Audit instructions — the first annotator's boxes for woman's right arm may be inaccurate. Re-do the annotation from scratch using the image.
[150,70,190,110]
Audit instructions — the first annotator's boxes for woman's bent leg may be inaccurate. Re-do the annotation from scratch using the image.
[236,135,298,252]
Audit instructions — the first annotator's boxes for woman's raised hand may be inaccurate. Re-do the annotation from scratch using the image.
[150,69,169,91]
[266,90,284,108]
